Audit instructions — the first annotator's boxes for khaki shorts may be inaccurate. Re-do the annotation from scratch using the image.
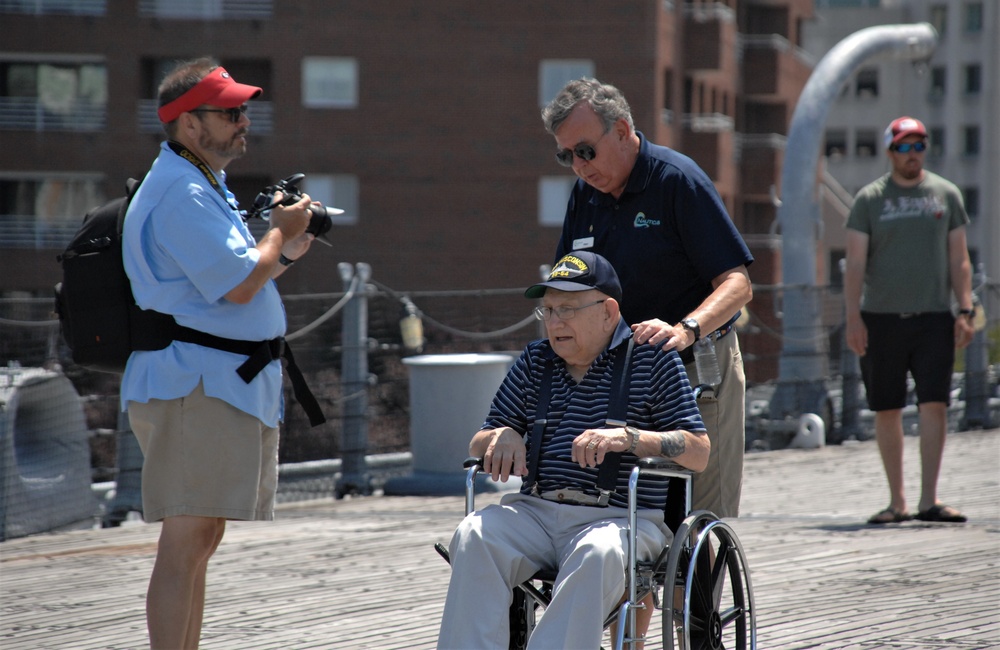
[128,381,279,523]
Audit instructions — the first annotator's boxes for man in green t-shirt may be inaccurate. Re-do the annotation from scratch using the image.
[844,116,974,525]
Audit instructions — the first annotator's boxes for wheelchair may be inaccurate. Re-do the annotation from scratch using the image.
[436,456,756,649]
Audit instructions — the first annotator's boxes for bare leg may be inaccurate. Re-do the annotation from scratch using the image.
[873,409,907,513]
[147,516,226,650]
[609,592,654,650]
[916,402,948,513]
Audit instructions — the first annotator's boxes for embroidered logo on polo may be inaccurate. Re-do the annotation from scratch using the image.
[548,255,588,280]
[634,212,661,228]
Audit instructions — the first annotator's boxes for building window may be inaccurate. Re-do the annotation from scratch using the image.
[964,64,981,94]
[855,130,877,158]
[963,126,980,155]
[964,2,983,32]
[962,186,979,218]
[929,66,946,99]
[855,68,878,98]
[0,175,103,249]
[824,129,847,157]
[0,59,106,131]
[300,174,359,225]
[539,60,594,108]
[302,57,358,109]
[929,4,948,36]
[538,176,575,226]
[929,126,945,157]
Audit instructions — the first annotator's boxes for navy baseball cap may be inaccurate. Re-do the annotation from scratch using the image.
[525,251,622,302]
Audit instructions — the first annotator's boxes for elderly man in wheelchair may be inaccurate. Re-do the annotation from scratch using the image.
[437,252,754,649]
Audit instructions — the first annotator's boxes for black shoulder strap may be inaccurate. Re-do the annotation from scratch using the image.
[116,177,143,234]
[595,335,635,504]
[523,354,554,491]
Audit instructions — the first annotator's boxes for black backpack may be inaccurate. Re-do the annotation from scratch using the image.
[54,178,326,425]
[54,178,176,374]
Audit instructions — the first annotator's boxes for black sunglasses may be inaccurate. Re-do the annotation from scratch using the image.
[555,143,598,167]
[189,105,248,123]
[890,141,927,153]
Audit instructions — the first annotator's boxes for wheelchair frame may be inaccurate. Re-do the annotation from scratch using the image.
[439,456,757,650]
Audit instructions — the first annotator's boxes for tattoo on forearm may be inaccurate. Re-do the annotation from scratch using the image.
[659,431,686,458]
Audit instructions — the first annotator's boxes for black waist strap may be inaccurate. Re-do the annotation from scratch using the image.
[172,325,326,427]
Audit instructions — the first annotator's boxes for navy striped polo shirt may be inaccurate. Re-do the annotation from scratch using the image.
[483,319,705,510]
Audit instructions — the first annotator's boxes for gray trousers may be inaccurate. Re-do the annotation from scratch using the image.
[437,492,670,650]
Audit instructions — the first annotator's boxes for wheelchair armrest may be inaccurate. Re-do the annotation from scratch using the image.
[463,456,484,470]
[635,457,693,480]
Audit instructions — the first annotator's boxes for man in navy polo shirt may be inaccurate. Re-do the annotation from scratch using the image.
[541,78,753,519]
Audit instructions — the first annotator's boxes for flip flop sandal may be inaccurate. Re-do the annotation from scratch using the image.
[914,504,967,523]
[867,507,912,524]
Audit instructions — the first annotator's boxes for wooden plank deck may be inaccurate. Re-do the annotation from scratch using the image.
[1,429,998,649]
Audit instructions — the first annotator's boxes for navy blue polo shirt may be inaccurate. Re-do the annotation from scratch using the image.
[555,132,753,327]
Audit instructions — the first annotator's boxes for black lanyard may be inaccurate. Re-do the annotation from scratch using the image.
[166,141,229,204]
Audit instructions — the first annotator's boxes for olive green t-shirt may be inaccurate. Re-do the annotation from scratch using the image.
[846,170,968,314]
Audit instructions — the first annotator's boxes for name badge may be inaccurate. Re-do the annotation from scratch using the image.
[572,236,594,250]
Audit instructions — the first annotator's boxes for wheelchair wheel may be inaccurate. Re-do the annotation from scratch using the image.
[661,512,756,650]
[508,587,534,650]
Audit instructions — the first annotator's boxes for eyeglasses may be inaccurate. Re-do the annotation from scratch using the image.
[890,141,927,153]
[533,299,606,321]
[189,105,248,123]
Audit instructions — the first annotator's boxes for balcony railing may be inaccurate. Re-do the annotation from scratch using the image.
[136,0,272,19]
[681,112,734,133]
[137,99,274,134]
[0,215,79,249]
[0,0,105,15]
[0,97,105,132]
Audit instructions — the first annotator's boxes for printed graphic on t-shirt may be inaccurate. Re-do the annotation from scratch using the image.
[879,195,946,222]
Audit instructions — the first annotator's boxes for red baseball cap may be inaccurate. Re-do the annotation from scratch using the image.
[883,116,927,149]
[157,67,262,123]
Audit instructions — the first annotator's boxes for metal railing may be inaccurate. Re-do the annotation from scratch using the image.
[136,0,272,19]
[136,99,274,134]
[0,0,105,15]
[0,97,105,132]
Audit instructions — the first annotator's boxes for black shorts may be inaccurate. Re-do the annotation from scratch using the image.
[859,312,955,411]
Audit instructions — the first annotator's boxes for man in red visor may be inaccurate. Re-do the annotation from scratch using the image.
[121,57,322,649]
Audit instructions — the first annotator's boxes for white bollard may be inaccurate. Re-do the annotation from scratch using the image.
[790,412,825,449]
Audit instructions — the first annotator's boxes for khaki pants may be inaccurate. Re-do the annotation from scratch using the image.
[685,331,745,518]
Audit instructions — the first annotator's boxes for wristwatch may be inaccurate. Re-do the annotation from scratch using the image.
[278,253,297,267]
[624,426,640,454]
[680,318,701,342]
[958,307,975,321]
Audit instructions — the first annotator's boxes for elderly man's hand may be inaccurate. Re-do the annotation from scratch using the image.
[572,428,630,468]
[482,428,528,482]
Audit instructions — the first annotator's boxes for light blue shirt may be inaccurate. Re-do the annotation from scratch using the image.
[120,141,286,427]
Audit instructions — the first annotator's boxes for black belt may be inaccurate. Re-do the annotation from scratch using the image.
[172,325,325,427]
